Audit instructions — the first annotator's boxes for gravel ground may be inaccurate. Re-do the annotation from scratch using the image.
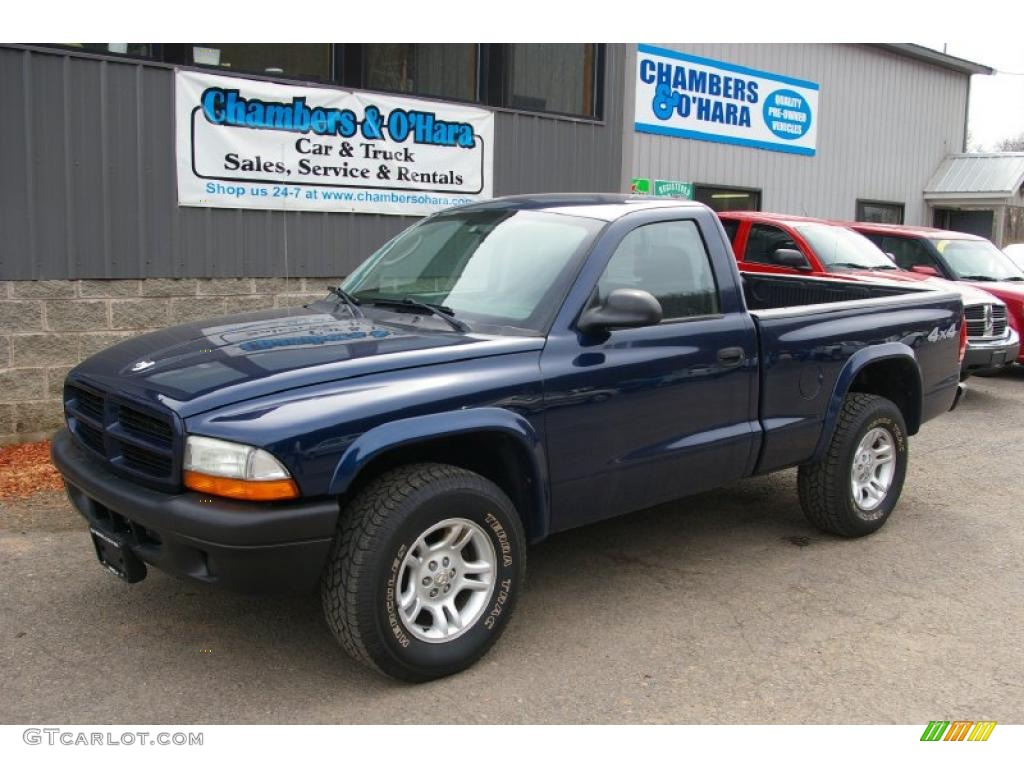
[1,369,1022,724]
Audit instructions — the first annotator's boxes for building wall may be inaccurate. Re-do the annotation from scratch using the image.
[0,277,338,444]
[622,44,969,225]
[0,44,626,281]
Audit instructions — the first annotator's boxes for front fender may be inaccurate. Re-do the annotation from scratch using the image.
[811,342,922,463]
[328,407,550,540]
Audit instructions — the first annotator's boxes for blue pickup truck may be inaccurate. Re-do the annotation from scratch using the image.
[52,194,965,681]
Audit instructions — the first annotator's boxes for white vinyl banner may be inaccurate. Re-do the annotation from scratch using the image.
[175,70,494,214]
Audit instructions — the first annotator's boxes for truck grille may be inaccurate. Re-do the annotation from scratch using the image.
[964,304,1008,340]
[76,421,105,454]
[121,442,174,476]
[117,404,174,448]
[75,388,105,422]
[63,381,181,490]
[993,305,1008,336]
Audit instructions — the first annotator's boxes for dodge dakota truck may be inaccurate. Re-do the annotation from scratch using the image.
[52,195,965,682]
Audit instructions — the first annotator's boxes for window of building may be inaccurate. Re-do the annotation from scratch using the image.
[62,44,155,57]
[744,224,801,266]
[694,185,762,213]
[597,220,719,320]
[363,44,478,102]
[499,44,598,117]
[856,200,905,225]
[39,43,604,120]
[184,44,332,81]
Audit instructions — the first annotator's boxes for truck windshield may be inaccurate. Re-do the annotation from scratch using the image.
[342,209,604,334]
[793,223,899,271]
[931,238,1024,282]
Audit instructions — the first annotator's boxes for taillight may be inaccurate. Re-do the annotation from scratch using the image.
[958,311,968,364]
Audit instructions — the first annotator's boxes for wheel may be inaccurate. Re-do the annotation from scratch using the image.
[797,393,908,537]
[321,462,526,682]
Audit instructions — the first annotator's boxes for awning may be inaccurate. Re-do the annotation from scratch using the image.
[925,153,1024,201]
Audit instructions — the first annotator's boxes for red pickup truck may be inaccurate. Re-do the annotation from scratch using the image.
[718,211,1019,375]
[849,223,1024,372]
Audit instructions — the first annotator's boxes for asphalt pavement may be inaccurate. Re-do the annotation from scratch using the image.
[2,369,1022,724]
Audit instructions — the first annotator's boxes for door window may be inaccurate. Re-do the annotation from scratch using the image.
[720,218,740,246]
[744,224,801,266]
[881,236,943,273]
[597,221,718,320]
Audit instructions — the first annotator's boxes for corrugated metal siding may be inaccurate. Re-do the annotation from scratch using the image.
[925,153,1024,195]
[0,45,624,280]
[625,44,969,225]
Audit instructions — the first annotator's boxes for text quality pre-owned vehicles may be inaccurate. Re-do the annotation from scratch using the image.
[850,223,1024,372]
[719,211,1019,375]
[52,196,964,682]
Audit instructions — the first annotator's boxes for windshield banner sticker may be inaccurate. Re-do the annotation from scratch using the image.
[634,45,819,156]
[175,70,494,214]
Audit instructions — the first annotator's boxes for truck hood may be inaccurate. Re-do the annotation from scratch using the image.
[69,302,544,417]
[963,280,1024,307]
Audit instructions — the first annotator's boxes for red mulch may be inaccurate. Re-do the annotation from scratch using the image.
[0,440,65,499]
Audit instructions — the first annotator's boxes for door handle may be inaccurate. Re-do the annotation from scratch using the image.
[717,347,745,368]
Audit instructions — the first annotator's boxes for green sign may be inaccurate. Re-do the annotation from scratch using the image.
[654,180,694,199]
[630,177,651,194]
[629,177,693,199]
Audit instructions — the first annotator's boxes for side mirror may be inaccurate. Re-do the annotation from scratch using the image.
[773,248,811,270]
[578,288,663,333]
[911,265,940,277]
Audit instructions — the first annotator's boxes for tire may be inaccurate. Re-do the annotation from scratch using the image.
[321,462,526,682]
[797,393,908,537]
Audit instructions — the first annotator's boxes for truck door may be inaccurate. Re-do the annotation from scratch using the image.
[540,216,759,532]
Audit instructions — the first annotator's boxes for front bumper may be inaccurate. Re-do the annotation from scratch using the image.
[962,329,1020,373]
[51,429,339,594]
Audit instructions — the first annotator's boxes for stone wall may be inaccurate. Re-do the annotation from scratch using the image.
[0,278,338,445]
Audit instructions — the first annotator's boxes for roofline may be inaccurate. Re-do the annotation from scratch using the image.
[872,44,994,76]
[924,192,1016,201]
[942,152,1024,159]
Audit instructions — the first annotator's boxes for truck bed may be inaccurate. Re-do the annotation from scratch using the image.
[743,271,962,475]
[741,271,922,312]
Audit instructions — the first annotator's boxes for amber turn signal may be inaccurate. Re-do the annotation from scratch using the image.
[184,470,300,501]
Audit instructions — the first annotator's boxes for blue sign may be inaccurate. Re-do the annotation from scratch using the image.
[634,45,820,157]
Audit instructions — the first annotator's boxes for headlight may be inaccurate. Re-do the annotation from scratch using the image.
[183,436,298,501]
